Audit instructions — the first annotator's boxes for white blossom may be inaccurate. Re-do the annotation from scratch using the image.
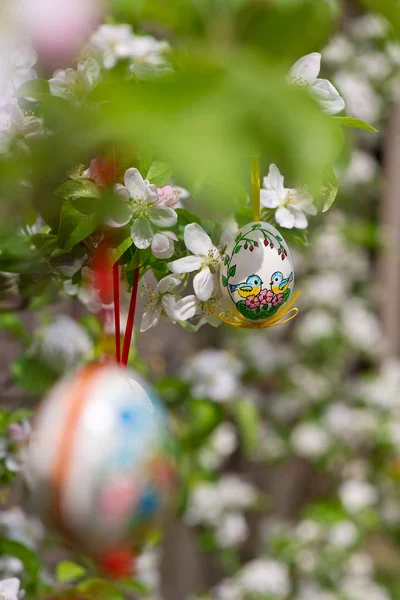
[214,579,243,600]
[31,315,94,372]
[341,299,381,351]
[339,480,378,513]
[260,164,316,229]
[87,24,169,69]
[215,513,248,548]
[181,349,244,402]
[169,223,222,301]
[343,150,378,188]
[329,521,358,548]
[295,310,336,344]
[0,578,20,600]
[49,57,101,104]
[239,559,290,597]
[290,52,345,115]
[140,275,197,332]
[334,72,380,124]
[291,423,330,459]
[117,168,178,256]
[323,34,354,66]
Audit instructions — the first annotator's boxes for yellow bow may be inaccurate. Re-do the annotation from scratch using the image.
[207,291,301,330]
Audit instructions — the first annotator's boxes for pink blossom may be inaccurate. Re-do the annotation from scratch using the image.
[259,289,274,305]
[245,295,261,309]
[157,185,180,207]
[271,293,284,307]
[18,0,103,65]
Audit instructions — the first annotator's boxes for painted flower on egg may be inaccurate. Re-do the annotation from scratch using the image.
[220,222,295,322]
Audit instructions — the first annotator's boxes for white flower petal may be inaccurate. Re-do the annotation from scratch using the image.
[275,206,296,229]
[80,58,101,89]
[163,231,178,241]
[106,202,133,227]
[156,274,181,294]
[184,223,214,256]
[292,209,308,229]
[264,164,284,192]
[140,304,161,332]
[149,204,178,228]
[0,577,20,599]
[291,52,321,86]
[165,294,198,321]
[114,183,131,200]
[131,217,153,249]
[151,232,174,259]
[124,168,149,199]
[312,79,345,115]
[194,267,214,301]
[260,189,280,209]
[168,255,202,274]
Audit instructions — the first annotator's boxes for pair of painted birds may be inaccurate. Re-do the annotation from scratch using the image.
[230,271,293,298]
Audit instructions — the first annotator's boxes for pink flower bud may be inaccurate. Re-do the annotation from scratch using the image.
[157,185,180,207]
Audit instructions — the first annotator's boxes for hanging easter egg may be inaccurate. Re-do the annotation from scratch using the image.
[27,363,176,561]
[220,221,295,324]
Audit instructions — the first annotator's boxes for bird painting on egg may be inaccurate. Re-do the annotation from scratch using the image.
[220,222,295,323]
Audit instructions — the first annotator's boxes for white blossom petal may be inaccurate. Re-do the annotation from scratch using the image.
[260,189,280,209]
[140,304,161,332]
[151,232,174,258]
[275,206,296,229]
[292,209,308,229]
[156,274,181,295]
[131,217,153,249]
[169,255,202,274]
[124,168,156,200]
[0,578,20,600]
[312,78,345,115]
[149,204,178,228]
[263,164,284,192]
[194,267,214,301]
[291,52,321,86]
[166,294,198,321]
[184,223,214,256]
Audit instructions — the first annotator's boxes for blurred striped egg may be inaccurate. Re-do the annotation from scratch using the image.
[27,363,176,558]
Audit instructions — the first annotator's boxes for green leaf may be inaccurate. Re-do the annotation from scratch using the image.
[228,265,236,277]
[234,207,253,229]
[175,208,201,225]
[234,245,241,254]
[77,578,125,600]
[0,312,26,341]
[146,161,173,187]
[0,539,40,580]
[55,179,100,200]
[58,199,100,251]
[321,167,339,213]
[56,561,86,583]
[281,228,308,246]
[222,275,228,287]
[11,355,57,395]
[234,399,260,454]
[224,254,230,265]
[333,116,378,133]
[15,78,50,101]
[120,579,151,596]
[109,236,133,263]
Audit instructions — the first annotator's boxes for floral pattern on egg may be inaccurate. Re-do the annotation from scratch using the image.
[220,222,295,322]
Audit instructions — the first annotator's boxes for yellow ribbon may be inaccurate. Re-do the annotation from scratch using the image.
[251,157,261,222]
[207,291,301,330]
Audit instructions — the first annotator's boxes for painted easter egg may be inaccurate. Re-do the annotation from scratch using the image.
[220,221,295,323]
[27,363,176,560]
